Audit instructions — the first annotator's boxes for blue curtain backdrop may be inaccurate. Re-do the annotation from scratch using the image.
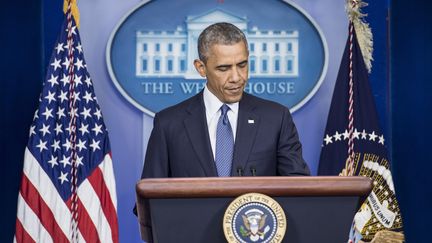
[1,0,431,242]
[1,2,42,242]
[0,1,63,242]
[391,1,432,242]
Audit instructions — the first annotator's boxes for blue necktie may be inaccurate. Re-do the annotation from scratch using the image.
[215,104,234,177]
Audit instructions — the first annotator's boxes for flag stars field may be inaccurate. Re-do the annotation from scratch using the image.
[369,131,378,141]
[94,108,102,120]
[324,134,333,144]
[84,76,92,87]
[75,58,84,71]
[90,139,101,151]
[353,128,360,139]
[63,139,72,151]
[361,129,367,139]
[51,139,61,152]
[45,91,56,104]
[74,74,83,86]
[81,107,92,119]
[62,57,72,69]
[58,90,68,102]
[57,107,66,119]
[47,155,58,168]
[334,131,342,141]
[92,124,103,135]
[36,139,47,152]
[73,91,81,101]
[47,74,59,87]
[323,128,386,146]
[59,155,71,168]
[42,107,54,120]
[58,171,69,184]
[54,123,63,135]
[83,91,93,103]
[378,135,385,145]
[55,42,64,54]
[29,125,36,136]
[33,109,39,120]
[51,58,62,71]
[76,155,84,167]
[68,107,78,118]
[77,139,87,152]
[39,124,51,136]
[79,123,89,135]
[76,43,83,53]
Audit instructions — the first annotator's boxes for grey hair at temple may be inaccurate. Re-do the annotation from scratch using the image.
[197,22,248,63]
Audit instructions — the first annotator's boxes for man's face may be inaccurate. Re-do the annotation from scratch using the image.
[194,42,249,104]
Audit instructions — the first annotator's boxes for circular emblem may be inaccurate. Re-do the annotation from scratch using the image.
[223,193,287,243]
[107,0,328,116]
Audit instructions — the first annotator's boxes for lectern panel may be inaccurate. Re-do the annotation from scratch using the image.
[149,196,359,243]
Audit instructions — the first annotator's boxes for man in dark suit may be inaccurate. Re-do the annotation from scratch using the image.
[141,22,310,178]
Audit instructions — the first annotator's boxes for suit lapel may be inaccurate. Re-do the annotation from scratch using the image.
[232,94,259,175]
[183,93,218,176]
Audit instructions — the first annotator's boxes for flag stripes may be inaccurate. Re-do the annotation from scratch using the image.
[19,174,69,243]
[73,198,100,243]
[16,148,118,242]
[87,165,119,242]
[14,219,36,243]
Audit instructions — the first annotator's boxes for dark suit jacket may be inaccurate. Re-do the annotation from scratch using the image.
[141,91,310,178]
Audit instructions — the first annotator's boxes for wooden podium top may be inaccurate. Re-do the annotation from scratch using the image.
[136,176,372,198]
[136,176,372,242]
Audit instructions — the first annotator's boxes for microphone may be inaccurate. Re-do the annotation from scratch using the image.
[250,167,256,176]
[237,167,243,176]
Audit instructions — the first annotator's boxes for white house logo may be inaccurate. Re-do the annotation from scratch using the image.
[223,193,287,243]
[135,10,299,80]
[107,0,328,116]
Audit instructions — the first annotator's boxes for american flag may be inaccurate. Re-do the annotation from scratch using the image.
[14,7,119,243]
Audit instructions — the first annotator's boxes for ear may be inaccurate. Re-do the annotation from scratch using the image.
[193,59,206,78]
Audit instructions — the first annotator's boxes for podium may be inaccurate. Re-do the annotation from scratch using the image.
[136,176,372,243]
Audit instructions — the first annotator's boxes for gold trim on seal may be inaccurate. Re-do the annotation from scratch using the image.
[223,193,287,243]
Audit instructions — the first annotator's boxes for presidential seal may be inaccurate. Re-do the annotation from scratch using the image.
[223,193,286,243]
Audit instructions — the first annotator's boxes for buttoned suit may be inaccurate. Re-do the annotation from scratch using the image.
[141,91,310,178]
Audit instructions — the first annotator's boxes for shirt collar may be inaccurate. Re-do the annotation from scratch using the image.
[203,85,239,118]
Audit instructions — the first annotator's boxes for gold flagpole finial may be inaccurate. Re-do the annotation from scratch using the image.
[63,0,80,29]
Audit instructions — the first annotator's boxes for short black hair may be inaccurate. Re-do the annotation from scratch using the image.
[197,22,248,63]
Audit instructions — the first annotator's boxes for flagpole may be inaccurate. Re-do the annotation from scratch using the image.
[65,0,79,242]
[347,1,358,242]
[347,18,355,176]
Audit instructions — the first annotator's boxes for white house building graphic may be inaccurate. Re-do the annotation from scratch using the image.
[135,9,299,79]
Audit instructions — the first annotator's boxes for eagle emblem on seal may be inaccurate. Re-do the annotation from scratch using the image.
[240,209,271,242]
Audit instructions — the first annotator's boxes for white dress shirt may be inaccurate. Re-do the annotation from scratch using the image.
[203,85,238,160]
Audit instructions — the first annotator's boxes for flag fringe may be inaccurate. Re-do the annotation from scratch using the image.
[346,0,373,73]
